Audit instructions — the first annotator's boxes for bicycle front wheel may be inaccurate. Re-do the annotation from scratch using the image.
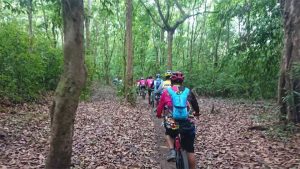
[176,150,189,169]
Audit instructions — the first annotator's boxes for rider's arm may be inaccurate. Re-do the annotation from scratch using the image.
[188,91,200,115]
[156,81,164,93]
[156,91,167,118]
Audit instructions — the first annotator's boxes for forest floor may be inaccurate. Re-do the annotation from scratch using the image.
[1,85,300,169]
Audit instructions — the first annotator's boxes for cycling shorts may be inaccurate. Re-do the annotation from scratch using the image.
[165,121,196,153]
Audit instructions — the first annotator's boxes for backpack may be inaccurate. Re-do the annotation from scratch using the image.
[167,87,190,120]
[155,79,162,89]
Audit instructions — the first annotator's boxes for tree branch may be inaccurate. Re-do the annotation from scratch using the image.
[165,0,171,23]
[174,0,186,16]
[172,11,203,30]
[139,0,164,29]
[154,0,170,29]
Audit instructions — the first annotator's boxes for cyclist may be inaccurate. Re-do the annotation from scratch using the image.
[146,76,154,104]
[157,70,172,94]
[139,77,146,96]
[156,71,200,169]
[136,79,140,95]
[153,74,163,107]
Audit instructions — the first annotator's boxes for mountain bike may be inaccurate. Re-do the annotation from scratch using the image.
[164,115,192,169]
[155,93,161,106]
[150,89,155,107]
[140,86,146,100]
[174,133,189,169]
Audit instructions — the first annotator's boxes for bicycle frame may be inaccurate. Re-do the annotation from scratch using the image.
[174,131,189,169]
[150,89,155,107]
[163,115,190,169]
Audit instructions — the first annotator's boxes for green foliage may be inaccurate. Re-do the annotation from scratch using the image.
[0,22,62,102]
[251,111,299,141]
[266,122,298,141]
[178,0,283,99]
[0,0,285,102]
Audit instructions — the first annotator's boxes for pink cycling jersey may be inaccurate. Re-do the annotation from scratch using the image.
[139,79,146,86]
[146,79,154,88]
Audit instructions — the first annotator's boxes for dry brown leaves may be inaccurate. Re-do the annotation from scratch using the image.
[0,87,160,169]
[195,98,300,168]
[72,100,160,168]
[1,91,300,169]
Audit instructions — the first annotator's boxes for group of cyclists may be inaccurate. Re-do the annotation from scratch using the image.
[136,70,200,169]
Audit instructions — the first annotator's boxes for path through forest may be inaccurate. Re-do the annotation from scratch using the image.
[1,86,300,168]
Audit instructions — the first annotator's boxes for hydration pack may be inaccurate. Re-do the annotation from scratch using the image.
[155,79,162,89]
[167,87,190,120]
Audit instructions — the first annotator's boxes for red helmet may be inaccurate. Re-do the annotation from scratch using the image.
[171,71,184,83]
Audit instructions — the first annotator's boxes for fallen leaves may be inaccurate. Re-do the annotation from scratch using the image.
[195,98,300,168]
[0,90,299,169]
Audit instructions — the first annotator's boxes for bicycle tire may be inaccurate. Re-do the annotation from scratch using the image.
[142,90,146,99]
[181,150,189,169]
[176,150,184,169]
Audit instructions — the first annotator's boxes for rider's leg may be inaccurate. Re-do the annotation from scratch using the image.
[165,128,177,161]
[187,153,196,169]
[181,125,196,168]
[139,86,141,95]
[165,135,174,149]
[148,89,151,104]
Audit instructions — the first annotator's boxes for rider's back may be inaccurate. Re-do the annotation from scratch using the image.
[146,78,154,88]
[157,85,199,118]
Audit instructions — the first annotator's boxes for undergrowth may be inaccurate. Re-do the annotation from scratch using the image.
[251,108,300,141]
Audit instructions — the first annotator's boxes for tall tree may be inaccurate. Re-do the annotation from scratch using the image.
[85,0,92,53]
[124,0,134,104]
[278,0,300,123]
[103,19,116,85]
[26,0,33,38]
[45,0,87,168]
[140,0,202,70]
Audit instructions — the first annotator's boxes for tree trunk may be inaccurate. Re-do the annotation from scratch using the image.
[104,19,110,85]
[27,0,33,38]
[122,32,126,84]
[160,28,165,66]
[125,0,134,105]
[27,0,33,51]
[40,0,51,41]
[103,24,116,85]
[85,0,92,54]
[186,22,191,71]
[51,25,57,47]
[214,20,226,68]
[226,20,230,54]
[197,0,207,64]
[45,0,87,168]
[152,30,159,69]
[189,16,196,73]
[167,30,174,70]
[278,0,300,123]
[214,27,221,68]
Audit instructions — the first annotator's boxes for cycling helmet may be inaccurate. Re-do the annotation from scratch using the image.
[170,71,184,83]
[164,70,172,77]
[141,77,144,80]
[156,74,161,78]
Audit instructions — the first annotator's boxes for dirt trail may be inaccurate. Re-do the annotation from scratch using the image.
[1,86,300,169]
[138,97,176,169]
